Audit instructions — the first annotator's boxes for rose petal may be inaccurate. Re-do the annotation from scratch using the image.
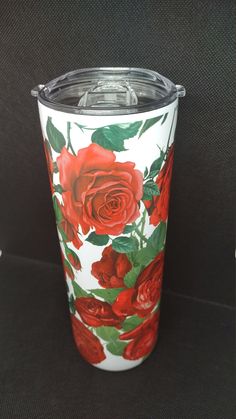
[71,315,106,364]
[78,143,116,173]
[57,147,81,191]
[112,288,136,317]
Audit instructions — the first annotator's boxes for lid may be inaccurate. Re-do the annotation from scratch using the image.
[31,67,185,115]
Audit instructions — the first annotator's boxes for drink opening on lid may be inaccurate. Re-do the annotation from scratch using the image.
[78,81,138,108]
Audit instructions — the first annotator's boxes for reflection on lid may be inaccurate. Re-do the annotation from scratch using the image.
[36,68,185,115]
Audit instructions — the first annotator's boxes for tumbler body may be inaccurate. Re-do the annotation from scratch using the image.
[33,68,185,371]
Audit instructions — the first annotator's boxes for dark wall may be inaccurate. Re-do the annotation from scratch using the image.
[0,1,234,306]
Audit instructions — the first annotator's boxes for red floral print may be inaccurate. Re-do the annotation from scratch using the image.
[57,144,143,235]
[91,245,132,288]
[144,145,174,225]
[120,311,160,360]
[54,197,82,250]
[112,252,164,317]
[75,297,124,327]
[71,315,106,364]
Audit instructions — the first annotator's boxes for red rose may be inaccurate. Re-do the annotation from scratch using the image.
[75,297,124,327]
[123,329,156,360]
[55,197,82,250]
[132,251,164,317]
[112,252,164,317]
[57,144,143,235]
[91,245,132,288]
[71,315,106,364]
[119,311,159,340]
[120,312,159,360]
[145,145,174,225]
[43,140,54,193]
[111,288,136,317]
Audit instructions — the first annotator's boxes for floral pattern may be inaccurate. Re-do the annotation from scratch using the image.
[42,111,176,365]
[71,315,106,364]
[112,251,164,318]
[144,144,174,225]
[57,145,143,235]
[91,245,132,288]
[75,297,124,328]
[121,312,159,360]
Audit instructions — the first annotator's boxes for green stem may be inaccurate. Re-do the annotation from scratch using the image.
[67,122,76,155]
[134,227,148,245]
[140,212,146,248]
[136,218,143,228]
[134,209,147,248]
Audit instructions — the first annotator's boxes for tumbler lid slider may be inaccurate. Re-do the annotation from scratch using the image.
[78,80,138,108]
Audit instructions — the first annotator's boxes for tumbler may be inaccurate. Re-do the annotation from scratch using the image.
[31,68,185,371]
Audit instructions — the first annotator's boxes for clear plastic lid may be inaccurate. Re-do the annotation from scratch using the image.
[31,67,185,115]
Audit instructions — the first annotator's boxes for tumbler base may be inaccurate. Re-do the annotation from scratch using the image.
[92,356,145,372]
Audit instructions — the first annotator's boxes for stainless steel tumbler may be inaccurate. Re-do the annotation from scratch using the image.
[32,68,185,371]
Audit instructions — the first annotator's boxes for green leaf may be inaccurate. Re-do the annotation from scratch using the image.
[92,127,126,151]
[128,232,165,272]
[149,169,159,179]
[126,251,137,266]
[149,155,164,174]
[46,117,66,153]
[52,195,63,224]
[161,113,168,125]
[117,121,143,139]
[63,258,74,278]
[131,246,157,268]
[95,326,119,341]
[148,222,167,253]
[68,294,76,314]
[138,115,163,138]
[58,225,68,242]
[123,225,135,234]
[86,232,109,246]
[142,180,160,200]
[54,184,64,194]
[124,265,142,288]
[73,281,90,298]
[149,154,165,178]
[65,246,81,268]
[91,121,142,152]
[106,341,127,356]
[122,315,145,332]
[112,236,138,253]
[89,288,124,304]
[156,148,165,161]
